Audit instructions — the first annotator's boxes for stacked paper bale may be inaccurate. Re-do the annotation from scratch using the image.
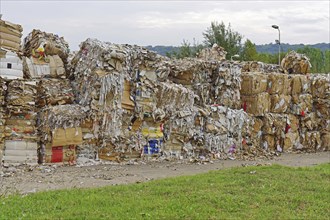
[71,38,164,160]
[281,51,311,74]
[36,78,74,107]
[0,17,24,80]
[240,72,269,116]
[3,80,38,165]
[202,105,250,159]
[158,58,215,106]
[38,105,86,164]
[23,29,69,65]
[213,62,242,109]
[310,74,330,151]
[157,82,195,157]
[0,48,24,80]
[288,74,319,151]
[22,29,68,79]
[0,17,23,52]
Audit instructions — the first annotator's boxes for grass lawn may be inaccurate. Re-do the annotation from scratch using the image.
[1,163,329,219]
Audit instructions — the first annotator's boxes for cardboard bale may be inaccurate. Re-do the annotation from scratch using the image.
[314,98,330,119]
[262,113,286,136]
[311,74,330,99]
[240,72,268,95]
[320,132,330,151]
[283,131,300,151]
[23,55,66,79]
[22,29,70,64]
[37,78,74,107]
[156,81,195,117]
[291,94,313,115]
[300,112,320,131]
[39,104,87,144]
[0,18,23,52]
[3,140,38,165]
[287,114,299,132]
[213,63,242,109]
[6,80,37,106]
[300,131,321,152]
[241,92,269,116]
[262,134,275,151]
[270,94,291,113]
[267,73,291,95]
[281,51,311,74]
[291,74,311,95]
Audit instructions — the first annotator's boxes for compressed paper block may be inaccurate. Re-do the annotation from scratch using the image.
[240,72,268,95]
[241,92,269,116]
[270,94,291,113]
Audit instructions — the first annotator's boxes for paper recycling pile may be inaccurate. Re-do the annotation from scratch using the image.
[0,17,329,166]
[240,70,329,152]
[21,29,82,165]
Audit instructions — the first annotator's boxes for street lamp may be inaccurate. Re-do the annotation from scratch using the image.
[231,54,240,62]
[272,25,281,66]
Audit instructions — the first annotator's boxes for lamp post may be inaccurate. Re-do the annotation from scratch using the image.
[272,25,281,66]
[231,54,240,62]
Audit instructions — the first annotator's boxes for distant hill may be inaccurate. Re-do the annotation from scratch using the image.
[255,43,330,54]
[145,43,330,56]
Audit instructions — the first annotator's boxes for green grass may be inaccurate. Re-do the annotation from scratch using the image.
[1,164,329,220]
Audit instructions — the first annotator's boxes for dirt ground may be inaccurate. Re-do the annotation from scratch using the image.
[0,152,329,196]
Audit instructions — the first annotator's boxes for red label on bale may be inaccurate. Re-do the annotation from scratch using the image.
[51,146,63,163]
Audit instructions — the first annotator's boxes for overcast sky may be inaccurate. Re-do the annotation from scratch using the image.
[1,0,329,51]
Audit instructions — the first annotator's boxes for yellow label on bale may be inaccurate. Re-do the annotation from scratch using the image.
[141,124,163,138]
[52,127,83,146]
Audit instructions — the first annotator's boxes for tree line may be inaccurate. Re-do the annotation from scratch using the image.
[167,21,330,73]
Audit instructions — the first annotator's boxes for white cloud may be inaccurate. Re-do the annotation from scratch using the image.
[1,0,329,50]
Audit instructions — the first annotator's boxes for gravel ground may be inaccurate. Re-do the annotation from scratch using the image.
[0,152,329,196]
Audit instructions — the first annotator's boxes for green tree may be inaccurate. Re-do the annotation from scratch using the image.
[241,39,258,61]
[167,39,204,59]
[323,50,330,73]
[203,21,243,59]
